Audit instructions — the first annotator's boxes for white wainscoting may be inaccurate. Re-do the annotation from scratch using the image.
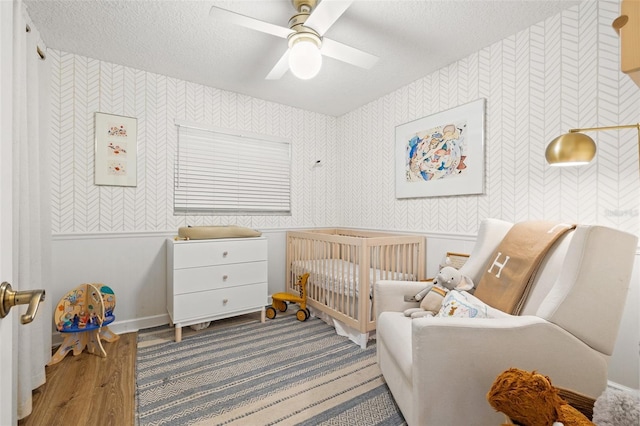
[609,250,640,390]
[51,231,172,336]
[51,230,288,336]
[51,228,640,389]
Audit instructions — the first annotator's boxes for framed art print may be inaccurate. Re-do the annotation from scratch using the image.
[94,112,137,187]
[395,98,485,198]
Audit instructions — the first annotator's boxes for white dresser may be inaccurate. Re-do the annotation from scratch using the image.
[166,237,268,342]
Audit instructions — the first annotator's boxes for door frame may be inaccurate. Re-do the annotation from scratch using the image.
[0,2,17,424]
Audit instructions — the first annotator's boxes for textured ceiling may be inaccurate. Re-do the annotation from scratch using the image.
[24,0,581,116]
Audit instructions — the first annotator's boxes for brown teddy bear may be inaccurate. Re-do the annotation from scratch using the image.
[487,368,594,426]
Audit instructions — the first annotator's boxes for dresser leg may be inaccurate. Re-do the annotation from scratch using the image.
[175,325,182,343]
[261,306,266,323]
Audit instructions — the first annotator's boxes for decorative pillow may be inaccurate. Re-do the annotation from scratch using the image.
[178,225,262,240]
[436,290,492,318]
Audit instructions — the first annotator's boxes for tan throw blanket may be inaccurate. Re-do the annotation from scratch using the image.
[474,221,576,314]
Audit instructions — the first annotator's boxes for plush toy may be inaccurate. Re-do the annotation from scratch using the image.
[487,368,595,426]
[403,266,474,318]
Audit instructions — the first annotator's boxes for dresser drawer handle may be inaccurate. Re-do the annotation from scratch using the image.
[222,251,229,257]
[222,275,228,281]
[223,299,229,305]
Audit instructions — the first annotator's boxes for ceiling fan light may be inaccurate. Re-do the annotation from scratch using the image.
[289,37,322,80]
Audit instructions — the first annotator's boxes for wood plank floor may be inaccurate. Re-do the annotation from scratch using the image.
[19,332,137,426]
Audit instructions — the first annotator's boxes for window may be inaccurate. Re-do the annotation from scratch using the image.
[174,122,291,215]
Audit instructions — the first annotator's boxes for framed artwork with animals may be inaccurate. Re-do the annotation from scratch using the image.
[395,98,485,198]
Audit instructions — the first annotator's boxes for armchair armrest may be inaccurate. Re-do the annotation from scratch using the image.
[409,315,608,425]
[374,280,428,319]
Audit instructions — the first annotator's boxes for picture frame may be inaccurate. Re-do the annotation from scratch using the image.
[395,98,485,198]
[94,112,137,187]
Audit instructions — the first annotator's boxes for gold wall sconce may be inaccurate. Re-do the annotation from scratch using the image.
[545,123,640,175]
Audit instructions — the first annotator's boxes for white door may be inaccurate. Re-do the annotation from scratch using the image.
[0,2,17,424]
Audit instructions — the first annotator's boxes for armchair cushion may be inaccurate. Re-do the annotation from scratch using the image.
[457,218,513,284]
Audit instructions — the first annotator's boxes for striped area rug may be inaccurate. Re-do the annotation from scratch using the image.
[136,314,406,426]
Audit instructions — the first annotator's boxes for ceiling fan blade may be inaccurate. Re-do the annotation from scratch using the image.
[321,38,378,69]
[265,50,290,80]
[305,0,353,37]
[209,6,294,39]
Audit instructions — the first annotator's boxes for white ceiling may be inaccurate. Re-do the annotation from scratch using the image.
[24,0,581,117]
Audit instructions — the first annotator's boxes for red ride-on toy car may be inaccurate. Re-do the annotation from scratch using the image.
[266,273,310,321]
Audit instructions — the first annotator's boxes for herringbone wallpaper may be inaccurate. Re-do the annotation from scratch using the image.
[335,0,639,236]
[49,53,338,233]
[49,0,639,236]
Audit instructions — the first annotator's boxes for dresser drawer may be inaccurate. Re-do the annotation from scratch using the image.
[173,261,267,294]
[173,238,267,268]
[173,282,267,322]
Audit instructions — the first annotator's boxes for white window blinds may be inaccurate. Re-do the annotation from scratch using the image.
[175,123,291,215]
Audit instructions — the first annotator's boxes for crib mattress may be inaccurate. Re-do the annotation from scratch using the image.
[291,259,414,296]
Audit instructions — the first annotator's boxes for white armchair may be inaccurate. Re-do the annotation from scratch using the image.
[375,219,638,425]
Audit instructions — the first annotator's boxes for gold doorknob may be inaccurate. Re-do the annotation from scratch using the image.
[0,282,46,324]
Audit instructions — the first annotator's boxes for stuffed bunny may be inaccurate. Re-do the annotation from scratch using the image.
[403,266,474,318]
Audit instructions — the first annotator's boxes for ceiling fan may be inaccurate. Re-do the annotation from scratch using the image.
[209,0,379,80]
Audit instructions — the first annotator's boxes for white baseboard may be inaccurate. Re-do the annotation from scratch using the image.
[110,313,170,334]
[607,380,640,393]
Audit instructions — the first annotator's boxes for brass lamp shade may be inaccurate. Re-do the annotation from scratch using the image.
[545,132,597,166]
